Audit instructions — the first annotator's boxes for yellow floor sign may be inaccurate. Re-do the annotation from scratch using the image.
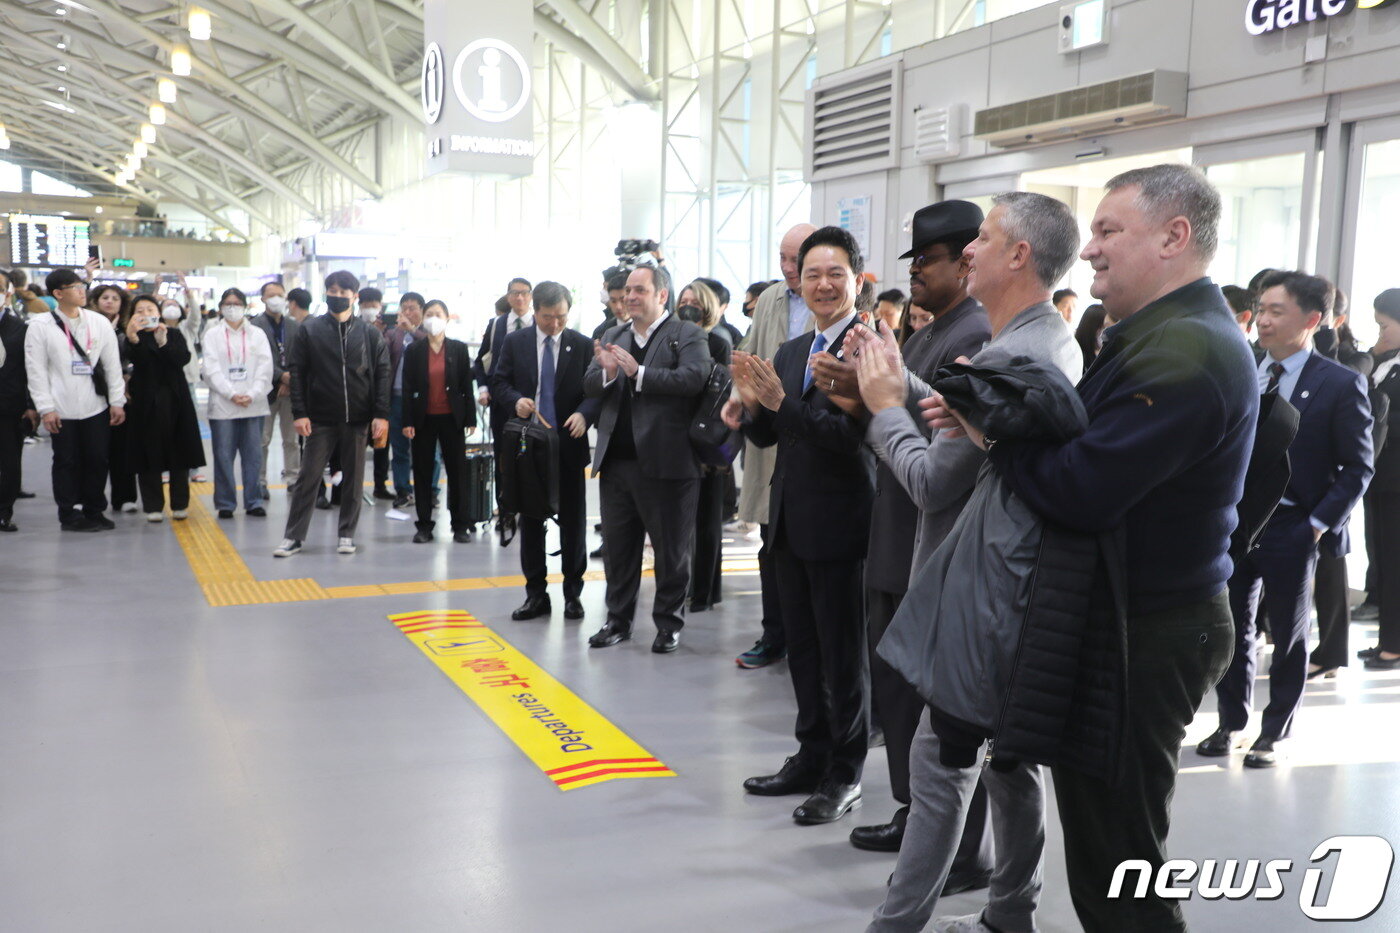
[389,610,677,791]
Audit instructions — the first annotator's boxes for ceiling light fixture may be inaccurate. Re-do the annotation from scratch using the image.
[134,140,148,158]
[171,44,192,77]
[149,103,166,125]
[141,123,157,144]
[157,77,177,103]
[188,7,212,41]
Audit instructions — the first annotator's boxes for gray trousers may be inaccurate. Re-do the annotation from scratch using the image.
[260,393,300,483]
[869,710,1044,933]
[599,459,699,634]
[283,423,368,542]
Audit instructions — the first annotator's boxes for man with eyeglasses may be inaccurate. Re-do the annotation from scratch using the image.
[474,277,534,536]
[23,268,126,531]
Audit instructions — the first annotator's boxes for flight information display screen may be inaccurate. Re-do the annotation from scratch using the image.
[6,213,91,267]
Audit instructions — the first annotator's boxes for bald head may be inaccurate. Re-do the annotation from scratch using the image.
[779,223,819,291]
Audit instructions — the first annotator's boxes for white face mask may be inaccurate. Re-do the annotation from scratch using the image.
[422,316,447,336]
[161,304,183,322]
[221,305,245,324]
[264,296,287,314]
[360,305,380,322]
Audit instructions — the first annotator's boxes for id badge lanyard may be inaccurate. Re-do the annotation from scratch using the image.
[227,326,249,381]
[65,316,94,375]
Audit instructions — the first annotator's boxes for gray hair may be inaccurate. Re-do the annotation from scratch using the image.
[1105,163,1221,262]
[992,191,1080,289]
[532,280,573,311]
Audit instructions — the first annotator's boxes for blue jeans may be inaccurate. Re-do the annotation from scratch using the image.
[210,416,266,511]
[390,394,441,496]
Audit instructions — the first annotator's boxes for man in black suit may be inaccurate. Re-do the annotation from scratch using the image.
[474,278,534,535]
[0,283,37,532]
[732,226,875,825]
[1199,270,1373,768]
[491,281,600,622]
[584,264,709,653]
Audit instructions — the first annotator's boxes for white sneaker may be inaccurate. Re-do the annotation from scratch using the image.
[145,512,164,523]
[273,538,302,558]
[337,537,356,554]
[120,502,139,514]
[191,473,208,483]
[931,913,999,933]
[722,519,751,533]
[172,510,188,520]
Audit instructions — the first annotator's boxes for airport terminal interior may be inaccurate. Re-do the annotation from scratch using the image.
[4,0,1400,930]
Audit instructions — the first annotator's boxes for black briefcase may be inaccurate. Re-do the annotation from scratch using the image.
[498,416,560,520]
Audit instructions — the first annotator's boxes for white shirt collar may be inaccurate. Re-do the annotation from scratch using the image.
[633,310,671,345]
[1260,346,1310,374]
[814,310,857,348]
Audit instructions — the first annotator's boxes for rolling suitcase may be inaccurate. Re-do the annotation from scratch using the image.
[460,442,495,530]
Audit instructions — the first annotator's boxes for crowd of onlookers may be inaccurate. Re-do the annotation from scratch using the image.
[4,162,1400,932]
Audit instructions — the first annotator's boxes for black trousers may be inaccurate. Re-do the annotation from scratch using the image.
[50,411,111,522]
[722,469,738,519]
[773,540,869,787]
[107,420,137,508]
[1374,492,1400,654]
[1364,489,1380,600]
[138,470,190,513]
[1053,591,1233,933]
[1218,508,1318,739]
[867,587,923,805]
[521,444,588,601]
[757,522,786,651]
[598,459,699,634]
[1311,552,1350,669]
[690,466,726,606]
[411,414,465,531]
[0,410,23,519]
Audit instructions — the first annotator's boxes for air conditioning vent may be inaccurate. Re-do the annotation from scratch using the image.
[806,58,902,182]
[974,70,1188,149]
[914,105,962,163]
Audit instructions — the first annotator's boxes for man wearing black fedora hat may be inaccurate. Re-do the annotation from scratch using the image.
[846,201,996,888]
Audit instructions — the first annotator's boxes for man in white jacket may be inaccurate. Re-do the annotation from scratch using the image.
[202,294,274,519]
[23,268,126,531]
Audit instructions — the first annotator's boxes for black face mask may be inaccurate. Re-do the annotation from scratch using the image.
[325,295,351,315]
[677,304,703,324]
[742,303,755,318]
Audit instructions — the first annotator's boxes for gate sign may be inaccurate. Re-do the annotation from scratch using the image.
[1246,0,1400,36]
[423,0,535,177]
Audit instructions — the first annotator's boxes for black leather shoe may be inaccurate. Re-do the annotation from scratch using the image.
[373,486,395,500]
[688,600,711,613]
[16,490,35,499]
[61,517,100,532]
[1364,654,1400,671]
[512,597,551,621]
[652,630,680,653]
[413,530,434,543]
[0,518,16,533]
[453,530,473,543]
[245,507,266,517]
[217,509,234,519]
[794,781,861,825]
[1195,727,1240,757]
[589,544,605,560]
[563,597,585,620]
[88,514,116,530]
[743,756,822,796]
[588,620,631,648]
[1306,664,1338,680]
[1244,735,1280,769]
[1358,645,1382,661]
[850,807,907,852]
[315,495,331,510]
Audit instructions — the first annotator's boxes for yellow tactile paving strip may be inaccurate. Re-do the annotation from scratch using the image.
[173,483,759,608]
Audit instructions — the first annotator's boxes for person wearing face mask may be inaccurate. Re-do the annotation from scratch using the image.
[251,281,301,499]
[274,271,390,557]
[88,284,139,514]
[123,295,206,521]
[677,279,731,613]
[400,298,477,543]
[359,287,386,331]
[385,290,431,509]
[202,289,274,519]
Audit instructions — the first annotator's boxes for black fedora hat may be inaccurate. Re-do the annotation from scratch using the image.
[898,200,985,260]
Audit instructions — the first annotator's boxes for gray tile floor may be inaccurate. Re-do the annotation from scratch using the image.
[2,440,1399,931]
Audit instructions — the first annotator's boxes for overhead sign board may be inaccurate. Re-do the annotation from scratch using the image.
[6,213,91,267]
[1246,0,1399,36]
[422,0,535,178]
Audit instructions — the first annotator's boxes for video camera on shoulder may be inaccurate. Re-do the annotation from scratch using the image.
[612,238,660,273]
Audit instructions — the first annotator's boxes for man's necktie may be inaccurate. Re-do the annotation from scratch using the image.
[1265,362,1285,395]
[513,316,523,331]
[803,333,828,393]
[539,335,557,427]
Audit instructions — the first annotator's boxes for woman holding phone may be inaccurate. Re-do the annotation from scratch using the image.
[123,295,206,520]
[88,284,138,513]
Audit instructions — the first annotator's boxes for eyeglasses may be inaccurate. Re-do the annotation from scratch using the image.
[508,289,531,297]
[909,251,954,269]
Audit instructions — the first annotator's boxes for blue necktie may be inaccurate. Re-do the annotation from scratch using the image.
[539,335,557,427]
[803,332,828,393]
